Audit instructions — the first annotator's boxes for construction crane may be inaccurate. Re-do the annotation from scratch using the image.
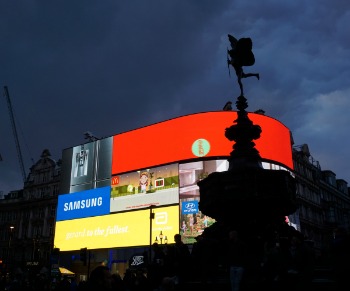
[3,86,27,183]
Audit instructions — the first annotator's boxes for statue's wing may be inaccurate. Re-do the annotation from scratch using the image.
[228,34,238,47]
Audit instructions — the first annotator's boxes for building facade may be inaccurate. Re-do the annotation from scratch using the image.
[291,143,350,254]
[0,149,60,275]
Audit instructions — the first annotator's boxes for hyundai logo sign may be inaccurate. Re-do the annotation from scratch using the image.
[182,200,198,214]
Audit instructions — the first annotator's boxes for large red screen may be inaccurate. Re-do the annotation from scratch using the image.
[112,111,293,174]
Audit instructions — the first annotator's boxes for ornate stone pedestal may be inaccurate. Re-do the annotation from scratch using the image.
[197,95,297,261]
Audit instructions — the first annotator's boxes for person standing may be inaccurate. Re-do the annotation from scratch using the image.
[226,230,248,291]
[81,265,113,291]
[148,242,166,290]
[330,227,350,291]
[169,234,191,287]
[191,234,218,287]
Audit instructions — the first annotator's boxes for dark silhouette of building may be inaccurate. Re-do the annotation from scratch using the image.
[0,149,60,276]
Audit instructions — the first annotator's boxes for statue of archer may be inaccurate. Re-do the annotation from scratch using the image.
[227,34,259,96]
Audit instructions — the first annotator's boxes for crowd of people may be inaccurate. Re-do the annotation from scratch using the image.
[1,228,349,291]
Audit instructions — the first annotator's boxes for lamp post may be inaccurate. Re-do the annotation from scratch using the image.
[149,205,155,263]
[7,226,14,271]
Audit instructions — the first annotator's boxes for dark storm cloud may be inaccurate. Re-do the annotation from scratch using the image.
[1,0,350,194]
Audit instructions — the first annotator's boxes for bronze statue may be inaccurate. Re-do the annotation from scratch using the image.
[227,34,259,96]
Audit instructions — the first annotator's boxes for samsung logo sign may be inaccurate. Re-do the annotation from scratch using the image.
[57,186,110,221]
[64,197,103,211]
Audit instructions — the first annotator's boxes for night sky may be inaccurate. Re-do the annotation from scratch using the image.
[1,0,350,195]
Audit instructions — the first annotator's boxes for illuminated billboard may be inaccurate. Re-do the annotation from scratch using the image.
[110,164,179,212]
[56,186,110,221]
[56,111,294,250]
[59,137,113,194]
[179,160,228,244]
[54,205,179,251]
[112,112,293,175]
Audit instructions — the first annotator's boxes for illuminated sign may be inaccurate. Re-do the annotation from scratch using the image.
[110,164,179,213]
[192,139,210,157]
[54,205,179,251]
[56,111,294,250]
[60,137,113,194]
[112,112,293,175]
[182,201,199,214]
[129,254,146,269]
[56,186,110,221]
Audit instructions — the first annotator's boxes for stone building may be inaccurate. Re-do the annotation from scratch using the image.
[290,143,350,254]
[0,149,61,274]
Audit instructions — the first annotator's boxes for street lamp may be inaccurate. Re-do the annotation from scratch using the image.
[9,226,14,247]
[155,231,168,244]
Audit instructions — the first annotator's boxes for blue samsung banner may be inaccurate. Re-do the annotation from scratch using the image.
[182,200,198,214]
[56,186,110,221]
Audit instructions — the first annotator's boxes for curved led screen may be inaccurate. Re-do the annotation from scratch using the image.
[56,111,294,250]
[112,111,293,175]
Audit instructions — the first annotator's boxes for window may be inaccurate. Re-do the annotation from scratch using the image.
[53,185,59,196]
[39,207,45,218]
[22,225,28,238]
[49,223,54,236]
[50,205,56,217]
